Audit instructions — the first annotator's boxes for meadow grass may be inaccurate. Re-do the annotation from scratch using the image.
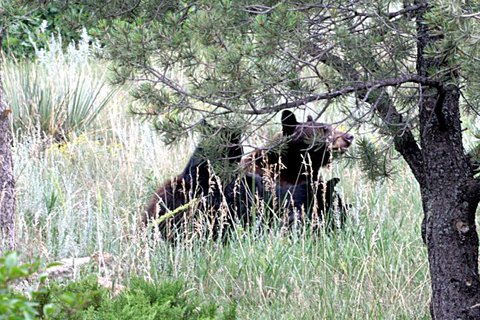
[5,56,431,318]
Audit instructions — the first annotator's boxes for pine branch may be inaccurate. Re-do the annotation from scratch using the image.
[267,74,442,112]
[314,51,426,186]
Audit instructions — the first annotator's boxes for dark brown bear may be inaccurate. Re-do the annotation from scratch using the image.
[145,111,354,241]
[144,126,263,241]
[244,110,353,185]
[245,110,354,229]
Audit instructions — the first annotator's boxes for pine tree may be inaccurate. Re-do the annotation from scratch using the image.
[101,2,480,317]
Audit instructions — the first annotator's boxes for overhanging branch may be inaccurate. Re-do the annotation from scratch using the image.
[315,52,426,185]
[268,74,441,112]
[144,61,441,121]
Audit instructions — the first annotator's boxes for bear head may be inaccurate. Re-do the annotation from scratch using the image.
[246,110,353,186]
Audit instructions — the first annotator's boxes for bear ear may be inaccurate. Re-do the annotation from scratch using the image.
[281,110,298,136]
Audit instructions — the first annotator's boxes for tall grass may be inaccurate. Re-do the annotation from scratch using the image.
[8,43,431,318]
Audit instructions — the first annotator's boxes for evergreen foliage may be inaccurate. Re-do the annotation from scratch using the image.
[97,0,480,180]
[356,138,394,181]
[0,252,236,320]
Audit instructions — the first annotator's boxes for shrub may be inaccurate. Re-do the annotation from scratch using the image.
[4,60,113,141]
[0,2,96,59]
[0,252,236,320]
[0,252,42,320]
[34,275,107,320]
[44,278,236,320]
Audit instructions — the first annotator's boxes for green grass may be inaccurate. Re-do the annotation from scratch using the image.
[8,59,431,318]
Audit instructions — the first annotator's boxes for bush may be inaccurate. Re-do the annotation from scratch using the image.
[4,29,114,140]
[0,252,42,320]
[0,252,236,320]
[2,20,113,141]
[85,279,236,320]
[42,278,236,320]
[4,59,114,141]
[0,2,95,59]
[34,275,107,320]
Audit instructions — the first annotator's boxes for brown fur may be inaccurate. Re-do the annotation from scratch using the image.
[242,111,353,186]
[144,127,246,241]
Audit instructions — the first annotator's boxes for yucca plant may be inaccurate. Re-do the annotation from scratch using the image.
[3,27,113,141]
[3,59,114,141]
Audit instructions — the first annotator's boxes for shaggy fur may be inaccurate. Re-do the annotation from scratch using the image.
[243,110,354,229]
[144,128,264,241]
[243,110,354,185]
[145,111,354,241]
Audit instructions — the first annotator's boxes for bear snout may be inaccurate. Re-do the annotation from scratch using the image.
[332,132,354,151]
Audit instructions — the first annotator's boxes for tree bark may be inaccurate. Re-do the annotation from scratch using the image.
[0,28,16,252]
[415,2,480,318]
[420,85,480,319]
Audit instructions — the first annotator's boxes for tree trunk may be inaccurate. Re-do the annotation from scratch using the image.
[416,3,480,318]
[420,85,480,319]
[0,28,16,252]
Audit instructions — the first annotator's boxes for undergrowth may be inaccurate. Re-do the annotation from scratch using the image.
[0,253,235,320]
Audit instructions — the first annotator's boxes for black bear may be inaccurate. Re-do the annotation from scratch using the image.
[144,125,263,241]
[276,177,348,231]
[145,111,354,241]
[244,110,353,186]
[244,110,354,229]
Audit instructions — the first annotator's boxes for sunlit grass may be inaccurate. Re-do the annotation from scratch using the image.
[10,60,431,318]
